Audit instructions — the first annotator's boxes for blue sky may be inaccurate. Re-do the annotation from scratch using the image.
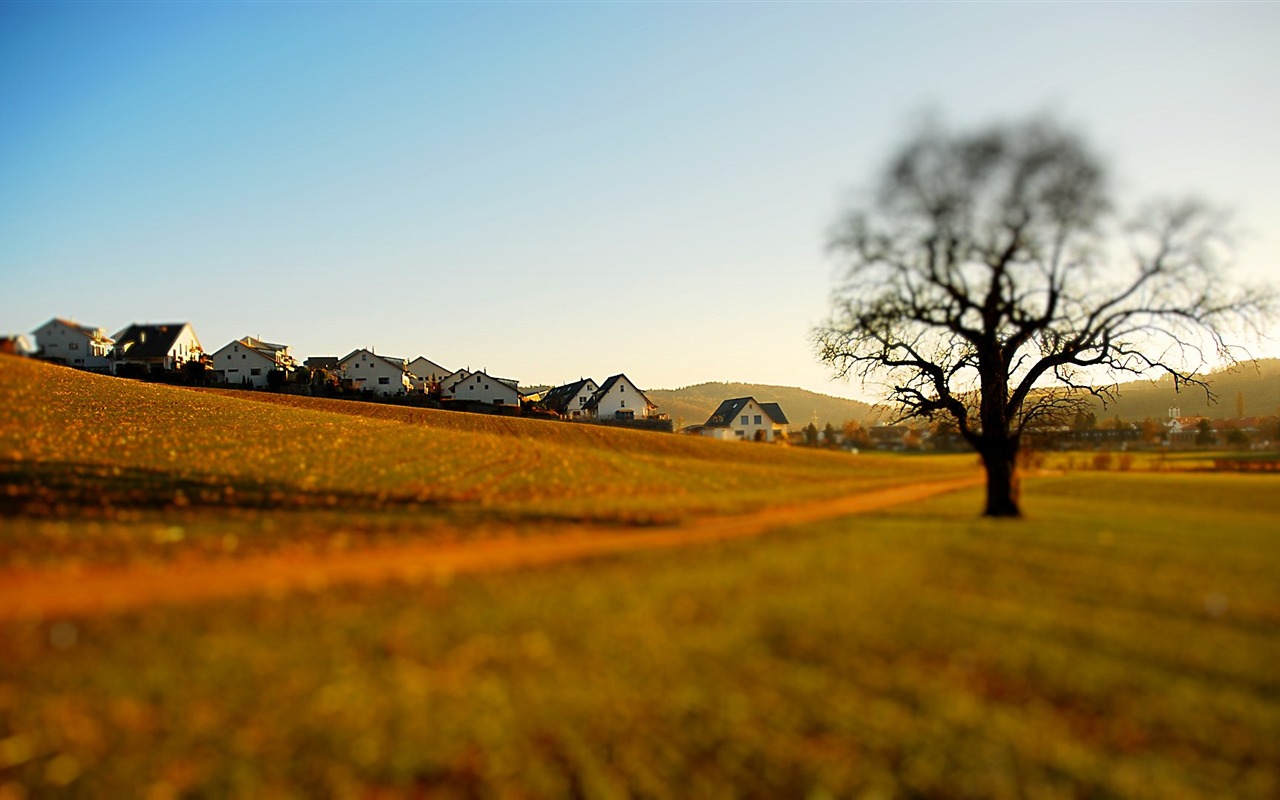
[3,2,1278,398]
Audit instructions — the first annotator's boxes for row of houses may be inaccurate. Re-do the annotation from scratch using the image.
[16,318,694,425]
[14,317,802,438]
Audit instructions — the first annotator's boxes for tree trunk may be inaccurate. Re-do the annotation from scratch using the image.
[979,442,1021,518]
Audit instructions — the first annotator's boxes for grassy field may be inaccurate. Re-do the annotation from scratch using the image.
[2,473,1277,798]
[2,357,1277,798]
[0,356,974,567]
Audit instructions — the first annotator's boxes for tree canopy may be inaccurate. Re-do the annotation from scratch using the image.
[814,118,1274,516]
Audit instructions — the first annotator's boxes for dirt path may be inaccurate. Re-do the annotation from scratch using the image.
[0,477,983,621]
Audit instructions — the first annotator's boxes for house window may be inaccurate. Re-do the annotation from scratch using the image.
[493,399,504,405]
[242,354,247,359]
[735,430,745,438]
[754,415,762,425]
[621,400,626,408]
[250,368,261,376]
[741,415,749,425]
[379,377,390,385]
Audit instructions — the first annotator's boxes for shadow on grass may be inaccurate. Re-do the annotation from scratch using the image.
[0,458,444,517]
[0,459,680,528]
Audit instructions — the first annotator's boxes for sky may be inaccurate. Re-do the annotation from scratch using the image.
[3,2,1278,400]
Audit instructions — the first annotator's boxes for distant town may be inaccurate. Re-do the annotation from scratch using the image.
[4,316,1277,456]
[4,317,798,444]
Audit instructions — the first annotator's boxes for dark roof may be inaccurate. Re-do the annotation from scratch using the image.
[584,373,657,411]
[705,397,752,427]
[704,397,788,427]
[305,356,340,369]
[112,323,192,360]
[759,402,789,425]
[542,378,596,414]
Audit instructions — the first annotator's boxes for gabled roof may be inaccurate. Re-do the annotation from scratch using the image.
[407,356,449,378]
[444,369,522,398]
[440,368,472,391]
[584,373,657,411]
[218,336,290,363]
[112,323,195,360]
[339,348,409,373]
[705,397,752,427]
[241,336,289,355]
[213,339,277,365]
[38,318,113,342]
[759,402,789,425]
[703,397,788,427]
[542,378,597,414]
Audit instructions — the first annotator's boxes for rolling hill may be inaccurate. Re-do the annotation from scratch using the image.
[646,359,1280,431]
[1085,358,1280,421]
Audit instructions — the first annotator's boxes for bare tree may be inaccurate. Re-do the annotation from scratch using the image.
[814,119,1274,517]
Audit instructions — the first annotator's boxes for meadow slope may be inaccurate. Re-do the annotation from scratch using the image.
[0,356,976,566]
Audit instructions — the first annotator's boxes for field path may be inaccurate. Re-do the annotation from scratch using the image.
[1,477,982,621]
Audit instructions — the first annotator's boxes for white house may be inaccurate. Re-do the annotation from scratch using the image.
[439,368,473,394]
[339,349,412,396]
[211,336,296,388]
[442,370,522,407]
[584,374,657,421]
[700,397,790,442]
[541,378,600,419]
[0,334,36,357]
[31,318,114,372]
[407,356,451,392]
[112,323,203,372]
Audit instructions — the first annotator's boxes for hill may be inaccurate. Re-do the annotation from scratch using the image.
[1087,358,1280,421]
[0,356,976,568]
[646,359,1280,431]
[649,382,879,431]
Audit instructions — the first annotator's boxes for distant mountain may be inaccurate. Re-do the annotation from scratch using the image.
[647,382,880,431]
[1086,358,1280,421]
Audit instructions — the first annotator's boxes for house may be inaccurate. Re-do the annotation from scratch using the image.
[541,378,600,419]
[338,349,412,396]
[584,374,658,421]
[442,370,522,407]
[407,356,451,392]
[439,368,473,394]
[700,397,789,442]
[210,336,295,388]
[31,318,115,372]
[112,323,202,372]
[1,334,36,357]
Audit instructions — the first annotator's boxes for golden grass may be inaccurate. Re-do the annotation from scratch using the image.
[0,356,978,566]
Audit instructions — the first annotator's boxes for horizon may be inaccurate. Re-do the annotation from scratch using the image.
[3,3,1278,403]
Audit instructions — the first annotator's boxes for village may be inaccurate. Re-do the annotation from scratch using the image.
[6,316,1277,457]
[5,316,802,444]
